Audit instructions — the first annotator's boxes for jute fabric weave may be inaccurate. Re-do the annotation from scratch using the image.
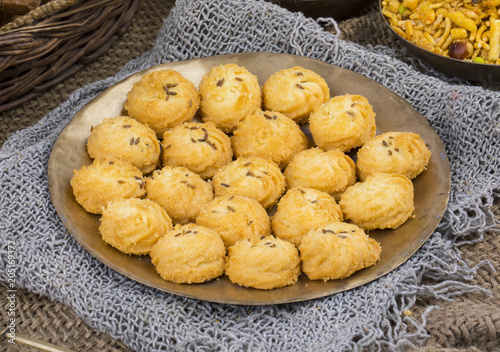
[1,1,499,351]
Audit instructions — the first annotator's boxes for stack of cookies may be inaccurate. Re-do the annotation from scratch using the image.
[70,63,431,290]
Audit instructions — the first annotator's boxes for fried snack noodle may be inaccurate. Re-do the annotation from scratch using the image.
[382,0,500,64]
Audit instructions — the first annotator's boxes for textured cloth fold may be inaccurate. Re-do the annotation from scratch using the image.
[1,0,499,351]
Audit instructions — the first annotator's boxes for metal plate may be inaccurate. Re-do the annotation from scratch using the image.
[48,52,450,305]
[379,1,500,85]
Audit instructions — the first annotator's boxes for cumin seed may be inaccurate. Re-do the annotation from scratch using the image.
[197,132,208,142]
[206,140,217,149]
[216,78,225,87]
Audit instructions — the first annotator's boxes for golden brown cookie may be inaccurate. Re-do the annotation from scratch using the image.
[150,223,225,284]
[356,131,432,181]
[299,222,381,281]
[99,198,173,255]
[123,69,200,137]
[199,63,262,132]
[161,122,233,179]
[283,148,356,199]
[339,173,414,231]
[212,157,285,209]
[271,188,343,247]
[225,235,300,290]
[309,94,376,152]
[70,157,146,214]
[196,195,271,249]
[231,110,308,169]
[262,66,330,124]
[87,116,161,174]
[145,166,214,224]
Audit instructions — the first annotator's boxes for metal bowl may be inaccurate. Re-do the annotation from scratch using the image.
[269,0,375,19]
[379,1,500,85]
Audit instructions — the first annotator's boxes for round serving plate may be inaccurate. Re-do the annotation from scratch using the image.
[48,52,451,305]
[379,1,500,85]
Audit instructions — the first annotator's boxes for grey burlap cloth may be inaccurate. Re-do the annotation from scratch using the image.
[1,0,499,351]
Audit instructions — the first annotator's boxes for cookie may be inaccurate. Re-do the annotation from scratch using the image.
[339,173,414,231]
[199,63,262,132]
[99,198,173,255]
[283,147,356,200]
[262,66,330,124]
[299,222,381,281]
[212,157,286,209]
[225,235,300,290]
[145,166,214,224]
[231,110,308,169]
[124,69,200,137]
[150,223,225,284]
[70,157,146,214]
[87,116,161,174]
[309,94,376,152]
[196,195,271,249]
[161,121,233,179]
[271,187,343,246]
[356,131,431,181]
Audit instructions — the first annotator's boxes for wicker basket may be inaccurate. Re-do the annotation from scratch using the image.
[0,0,142,113]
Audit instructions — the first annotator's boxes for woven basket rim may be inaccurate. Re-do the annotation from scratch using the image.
[0,0,83,33]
